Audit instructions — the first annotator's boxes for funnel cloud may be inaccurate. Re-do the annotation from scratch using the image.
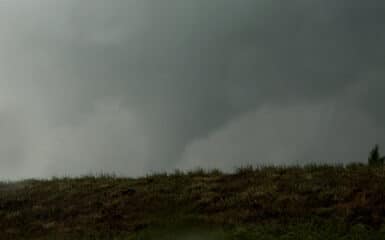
[0,0,384,179]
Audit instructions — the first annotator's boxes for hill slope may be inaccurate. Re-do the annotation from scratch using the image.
[1,165,385,239]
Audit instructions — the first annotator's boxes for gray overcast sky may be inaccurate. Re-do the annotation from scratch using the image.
[0,0,384,179]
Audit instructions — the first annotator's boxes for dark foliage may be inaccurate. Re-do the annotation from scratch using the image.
[368,144,385,166]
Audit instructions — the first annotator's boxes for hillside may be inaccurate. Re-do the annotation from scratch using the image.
[2,164,385,239]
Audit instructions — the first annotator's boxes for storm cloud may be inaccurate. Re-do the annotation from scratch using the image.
[0,0,384,179]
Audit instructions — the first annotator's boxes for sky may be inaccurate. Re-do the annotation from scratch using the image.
[0,0,384,179]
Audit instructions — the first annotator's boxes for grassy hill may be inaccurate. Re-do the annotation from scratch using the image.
[2,164,385,239]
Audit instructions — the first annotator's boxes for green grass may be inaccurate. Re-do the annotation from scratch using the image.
[1,164,385,239]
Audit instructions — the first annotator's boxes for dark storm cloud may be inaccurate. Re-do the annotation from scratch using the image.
[0,0,384,178]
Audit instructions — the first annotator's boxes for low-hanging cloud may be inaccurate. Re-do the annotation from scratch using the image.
[179,79,385,171]
[0,0,384,179]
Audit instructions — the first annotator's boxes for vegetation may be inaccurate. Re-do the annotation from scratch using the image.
[368,144,385,166]
[2,164,385,239]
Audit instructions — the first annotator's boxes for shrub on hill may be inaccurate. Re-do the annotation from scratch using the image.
[368,144,385,166]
